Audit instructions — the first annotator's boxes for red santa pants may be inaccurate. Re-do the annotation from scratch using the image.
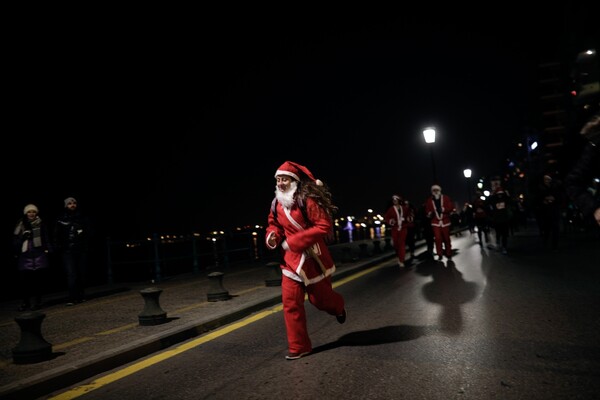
[281,273,345,354]
[391,228,408,262]
[432,225,452,257]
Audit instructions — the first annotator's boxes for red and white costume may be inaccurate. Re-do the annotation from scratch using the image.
[424,185,455,258]
[265,161,345,356]
[384,195,410,264]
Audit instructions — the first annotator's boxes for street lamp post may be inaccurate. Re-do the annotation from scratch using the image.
[463,168,472,203]
[423,127,437,183]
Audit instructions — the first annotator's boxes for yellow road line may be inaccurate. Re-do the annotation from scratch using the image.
[48,261,387,399]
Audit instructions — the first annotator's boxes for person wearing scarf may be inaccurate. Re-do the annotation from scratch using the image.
[13,204,51,311]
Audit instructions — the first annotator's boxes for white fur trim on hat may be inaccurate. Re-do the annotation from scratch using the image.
[431,185,442,191]
[275,161,320,184]
[275,169,300,181]
[23,204,39,214]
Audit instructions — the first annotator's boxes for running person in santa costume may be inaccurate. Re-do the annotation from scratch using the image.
[384,194,410,268]
[266,161,346,360]
[424,184,456,260]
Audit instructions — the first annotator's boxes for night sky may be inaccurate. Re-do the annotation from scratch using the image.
[5,7,597,243]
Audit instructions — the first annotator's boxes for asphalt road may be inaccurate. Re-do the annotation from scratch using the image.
[42,229,600,400]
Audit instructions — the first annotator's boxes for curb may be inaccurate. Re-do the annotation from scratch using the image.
[0,251,396,400]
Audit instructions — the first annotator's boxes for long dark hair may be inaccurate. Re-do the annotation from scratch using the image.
[295,180,338,219]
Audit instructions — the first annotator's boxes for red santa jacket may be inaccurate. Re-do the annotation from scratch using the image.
[384,204,410,231]
[265,197,335,286]
[424,194,455,227]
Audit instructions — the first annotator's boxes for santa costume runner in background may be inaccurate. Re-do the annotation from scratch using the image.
[384,194,410,267]
[424,184,456,260]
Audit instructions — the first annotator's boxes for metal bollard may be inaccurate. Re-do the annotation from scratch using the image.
[12,311,53,364]
[138,287,167,326]
[358,243,369,258]
[207,271,230,301]
[265,261,282,287]
[341,247,353,263]
[384,237,393,250]
[372,240,382,254]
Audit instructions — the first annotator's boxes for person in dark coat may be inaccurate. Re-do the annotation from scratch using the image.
[565,112,600,227]
[533,173,566,250]
[54,197,92,306]
[487,177,513,254]
[13,204,51,311]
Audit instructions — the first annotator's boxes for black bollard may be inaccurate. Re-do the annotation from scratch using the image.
[138,287,167,326]
[207,271,230,301]
[358,243,369,258]
[265,261,282,287]
[384,237,393,250]
[12,311,53,364]
[372,240,382,254]
[341,247,353,263]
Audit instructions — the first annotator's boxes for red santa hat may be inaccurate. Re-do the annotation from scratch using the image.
[275,161,323,186]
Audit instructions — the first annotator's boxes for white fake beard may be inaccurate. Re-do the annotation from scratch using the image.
[433,193,441,200]
[275,181,298,209]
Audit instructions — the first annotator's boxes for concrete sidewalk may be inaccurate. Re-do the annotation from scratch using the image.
[0,239,397,400]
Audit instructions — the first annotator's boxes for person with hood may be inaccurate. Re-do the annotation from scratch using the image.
[265,161,346,360]
[424,184,456,261]
[54,197,91,306]
[13,204,51,311]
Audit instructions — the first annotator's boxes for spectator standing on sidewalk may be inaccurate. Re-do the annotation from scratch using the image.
[384,194,410,268]
[265,161,346,361]
[12,204,52,311]
[424,184,456,260]
[54,197,91,306]
[565,112,600,228]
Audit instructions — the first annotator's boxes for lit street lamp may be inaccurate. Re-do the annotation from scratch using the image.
[423,127,437,183]
[463,168,472,203]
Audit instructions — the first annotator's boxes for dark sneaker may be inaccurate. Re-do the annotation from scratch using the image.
[66,302,75,307]
[285,351,311,360]
[336,309,347,324]
[18,303,30,312]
